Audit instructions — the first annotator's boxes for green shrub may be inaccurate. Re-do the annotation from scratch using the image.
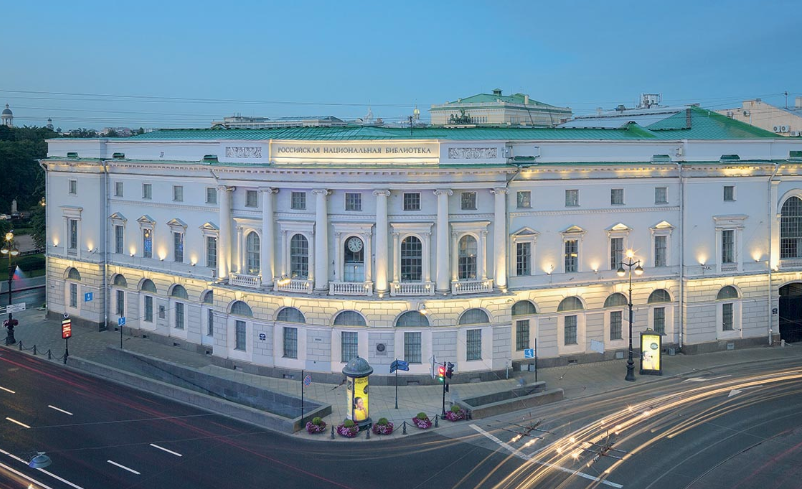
[312,417,322,426]
[343,419,355,428]
[377,417,388,426]
[15,254,45,272]
[451,405,461,413]
[416,412,428,420]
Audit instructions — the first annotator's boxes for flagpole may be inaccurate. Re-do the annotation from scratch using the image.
[394,359,399,409]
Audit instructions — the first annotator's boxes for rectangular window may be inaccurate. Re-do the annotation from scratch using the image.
[722,303,733,331]
[174,232,183,263]
[517,191,531,209]
[611,188,624,205]
[654,307,666,334]
[655,235,667,267]
[404,332,422,363]
[565,189,579,207]
[235,320,247,351]
[206,236,217,269]
[724,185,735,202]
[245,190,258,208]
[291,191,306,210]
[403,192,421,211]
[564,239,578,273]
[461,192,477,210]
[516,242,531,276]
[143,228,152,258]
[116,289,124,317]
[466,329,482,361]
[206,187,217,204]
[564,315,578,345]
[175,302,185,329]
[173,185,183,202]
[341,332,358,362]
[722,229,735,264]
[68,219,78,251]
[115,181,123,197]
[283,327,298,359]
[69,179,77,195]
[69,283,77,308]
[207,309,214,336]
[345,192,362,211]
[515,319,529,351]
[142,183,152,200]
[144,296,153,322]
[115,225,124,254]
[610,237,624,270]
[610,311,623,340]
[655,187,667,204]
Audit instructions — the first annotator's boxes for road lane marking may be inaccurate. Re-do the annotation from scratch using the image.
[48,405,73,415]
[107,460,140,475]
[5,417,30,428]
[470,424,623,488]
[150,444,182,457]
[0,448,85,489]
[0,461,56,489]
[0,386,15,394]
[684,375,731,382]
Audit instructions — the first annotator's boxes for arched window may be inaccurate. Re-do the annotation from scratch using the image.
[648,289,672,303]
[343,237,365,282]
[557,297,584,312]
[781,196,802,259]
[170,285,188,299]
[396,311,429,327]
[113,274,127,287]
[333,310,366,326]
[67,268,81,281]
[246,232,260,275]
[458,235,477,280]
[202,290,214,304]
[230,301,253,317]
[512,300,537,316]
[290,234,309,279]
[717,286,739,300]
[140,279,157,324]
[401,236,422,282]
[277,307,306,323]
[459,308,489,325]
[140,279,157,293]
[604,293,628,308]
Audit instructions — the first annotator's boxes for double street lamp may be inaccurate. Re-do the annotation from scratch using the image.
[617,250,643,382]
[1,231,19,306]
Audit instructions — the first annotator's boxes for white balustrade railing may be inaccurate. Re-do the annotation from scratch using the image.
[329,281,373,296]
[390,281,435,296]
[230,273,261,288]
[451,279,494,295]
[274,278,314,294]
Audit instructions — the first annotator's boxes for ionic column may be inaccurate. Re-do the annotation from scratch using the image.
[364,230,373,285]
[260,188,277,286]
[281,230,288,276]
[392,232,401,283]
[374,190,390,294]
[423,232,432,283]
[217,185,232,280]
[492,188,508,290]
[334,232,343,279]
[313,189,330,291]
[435,189,452,293]
[451,231,459,282]
[479,230,487,280]
[236,226,244,273]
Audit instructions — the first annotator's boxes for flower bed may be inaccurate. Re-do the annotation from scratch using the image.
[412,416,432,430]
[337,423,359,438]
[306,420,327,434]
[445,409,466,422]
[371,419,394,435]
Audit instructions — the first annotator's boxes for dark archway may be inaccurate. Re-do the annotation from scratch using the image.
[779,283,802,343]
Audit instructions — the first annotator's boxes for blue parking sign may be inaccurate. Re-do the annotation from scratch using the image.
[524,348,535,359]
[84,292,93,302]
[118,317,126,327]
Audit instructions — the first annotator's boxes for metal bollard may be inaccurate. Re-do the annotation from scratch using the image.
[18,341,23,351]
[402,421,407,434]
[33,345,37,355]
[366,427,370,440]
[331,425,335,439]
[47,349,52,360]
[434,414,439,428]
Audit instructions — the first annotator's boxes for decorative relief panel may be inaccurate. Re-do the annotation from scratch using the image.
[225,146,262,158]
[448,147,498,160]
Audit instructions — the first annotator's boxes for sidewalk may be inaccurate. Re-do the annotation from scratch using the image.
[4,307,802,441]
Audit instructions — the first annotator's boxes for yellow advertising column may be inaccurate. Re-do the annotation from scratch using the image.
[640,329,663,376]
[342,356,374,430]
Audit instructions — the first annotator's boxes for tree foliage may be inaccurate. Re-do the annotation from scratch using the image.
[0,126,54,214]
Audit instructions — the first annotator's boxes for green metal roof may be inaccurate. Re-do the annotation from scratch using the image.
[124,106,779,142]
[436,92,568,110]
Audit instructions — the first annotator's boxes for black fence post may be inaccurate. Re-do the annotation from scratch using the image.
[402,421,407,434]
[33,345,37,355]
[434,414,439,428]
[331,425,335,439]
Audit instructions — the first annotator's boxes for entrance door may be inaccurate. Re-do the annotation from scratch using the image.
[779,283,802,343]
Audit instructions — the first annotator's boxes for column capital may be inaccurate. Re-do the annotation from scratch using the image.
[451,231,459,239]
[491,187,508,195]
[260,187,279,194]
[434,189,453,197]
[392,232,401,238]
[312,188,330,196]
[373,189,391,197]
[217,185,235,192]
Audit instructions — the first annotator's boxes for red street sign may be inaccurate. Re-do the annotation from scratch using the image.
[61,319,72,339]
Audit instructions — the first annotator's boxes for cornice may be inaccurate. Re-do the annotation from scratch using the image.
[510,206,680,218]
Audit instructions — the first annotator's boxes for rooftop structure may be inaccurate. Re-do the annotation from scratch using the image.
[430,89,572,127]
[716,98,802,137]
[212,114,347,129]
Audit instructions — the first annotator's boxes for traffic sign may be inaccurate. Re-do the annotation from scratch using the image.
[6,303,26,313]
[303,375,312,386]
[61,318,72,339]
[524,348,535,359]
[84,292,93,302]
[118,317,126,327]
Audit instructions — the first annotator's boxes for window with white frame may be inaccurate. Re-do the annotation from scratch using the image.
[173,185,183,202]
[717,286,739,332]
[604,293,627,341]
[517,242,531,276]
[461,192,477,210]
[343,237,365,282]
[724,185,735,202]
[466,329,482,360]
[291,191,306,210]
[458,235,477,280]
[142,228,152,258]
[404,332,422,363]
[203,291,214,336]
[245,190,258,208]
[654,235,667,267]
[401,236,422,281]
[68,219,78,251]
[115,181,123,197]
[206,236,217,269]
[69,179,77,195]
[781,197,802,259]
[345,192,362,211]
[403,193,421,211]
[173,232,184,263]
[114,225,124,254]
[235,320,247,351]
[565,189,579,207]
[558,296,584,347]
[142,183,152,200]
[610,237,624,270]
[206,187,217,204]
[515,320,530,351]
[283,327,298,358]
[69,282,78,308]
[175,302,185,329]
[116,289,125,317]
[171,286,188,330]
[144,296,153,322]
[655,187,667,204]
[245,232,260,274]
[341,331,358,362]
[714,216,745,272]
[141,279,156,323]
[516,191,531,209]
[290,234,309,279]
[564,315,578,345]
[722,229,735,264]
[611,188,624,205]
[648,289,671,335]
[564,239,578,272]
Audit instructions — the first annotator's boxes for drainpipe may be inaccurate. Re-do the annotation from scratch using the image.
[677,160,685,350]
[768,162,780,345]
[102,160,109,331]
[37,160,48,313]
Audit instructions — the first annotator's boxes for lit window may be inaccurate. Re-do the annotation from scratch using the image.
[143,229,152,258]
[173,232,183,263]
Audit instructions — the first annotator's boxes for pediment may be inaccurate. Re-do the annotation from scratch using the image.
[136,214,155,225]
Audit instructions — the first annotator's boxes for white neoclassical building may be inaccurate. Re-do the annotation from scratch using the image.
[42,107,802,379]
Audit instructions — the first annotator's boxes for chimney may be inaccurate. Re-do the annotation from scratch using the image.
[796,96,802,109]
[492,88,502,97]
[524,94,529,105]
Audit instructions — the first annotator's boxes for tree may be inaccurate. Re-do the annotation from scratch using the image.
[105,129,120,138]
[29,203,46,249]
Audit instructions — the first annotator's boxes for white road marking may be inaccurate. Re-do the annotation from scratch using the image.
[107,460,140,475]
[48,405,74,416]
[150,443,182,457]
[5,417,30,428]
[0,448,85,489]
[684,375,731,382]
[728,389,742,397]
[0,461,56,489]
[727,385,763,398]
[470,424,623,488]
[0,385,15,394]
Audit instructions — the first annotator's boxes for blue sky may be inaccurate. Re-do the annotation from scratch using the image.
[1,0,798,129]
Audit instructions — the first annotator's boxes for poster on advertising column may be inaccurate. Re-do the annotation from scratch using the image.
[640,329,663,376]
[352,376,369,422]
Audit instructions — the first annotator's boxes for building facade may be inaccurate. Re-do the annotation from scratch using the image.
[717,98,802,137]
[42,108,802,379]
[430,89,572,127]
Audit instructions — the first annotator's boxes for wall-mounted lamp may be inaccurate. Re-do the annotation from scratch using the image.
[130,253,135,257]
[418,303,428,315]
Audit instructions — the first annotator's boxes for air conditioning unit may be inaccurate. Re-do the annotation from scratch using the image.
[781,125,789,133]
[726,111,733,118]
[743,110,750,116]
[774,125,782,133]
[792,131,801,137]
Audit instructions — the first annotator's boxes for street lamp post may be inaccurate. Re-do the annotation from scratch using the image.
[1,231,20,307]
[617,250,643,382]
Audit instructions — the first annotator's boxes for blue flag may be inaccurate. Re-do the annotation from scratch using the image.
[391,359,410,373]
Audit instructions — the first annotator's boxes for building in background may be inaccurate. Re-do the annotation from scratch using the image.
[717,98,802,137]
[1,104,13,127]
[430,89,572,127]
[42,108,802,380]
[212,115,347,129]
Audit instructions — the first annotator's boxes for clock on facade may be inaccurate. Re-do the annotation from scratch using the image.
[347,237,363,253]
